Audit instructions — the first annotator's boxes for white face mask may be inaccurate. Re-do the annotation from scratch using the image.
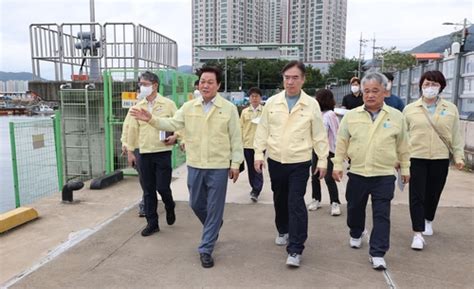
[422,87,439,99]
[351,85,360,94]
[138,85,153,100]
[386,82,392,91]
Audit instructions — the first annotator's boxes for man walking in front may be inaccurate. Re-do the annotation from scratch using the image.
[130,66,243,268]
[332,72,410,270]
[254,61,329,267]
[126,71,178,237]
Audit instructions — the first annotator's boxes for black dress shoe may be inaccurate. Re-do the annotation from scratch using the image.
[141,224,159,237]
[138,211,146,218]
[200,253,214,268]
[166,207,176,225]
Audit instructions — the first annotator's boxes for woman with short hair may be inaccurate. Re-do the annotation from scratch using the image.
[403,70,465,251]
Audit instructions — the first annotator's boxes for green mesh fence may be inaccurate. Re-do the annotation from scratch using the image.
[9,117,62,207]
[103,69,197,174]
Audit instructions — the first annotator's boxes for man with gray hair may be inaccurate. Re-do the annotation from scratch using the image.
[332,72,410,270]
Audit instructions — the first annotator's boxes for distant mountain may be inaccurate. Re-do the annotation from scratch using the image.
[177,65,193,74]
[409,25,474,53]
[0,71,38,81]
[0,71,47,81]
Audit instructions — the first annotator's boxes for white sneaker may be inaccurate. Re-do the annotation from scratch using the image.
[369,256,387,270]
[286,253,301,267]
[422,220,433,236]
[275,233,289,246]
[350,229,368,249]
[308,199,321,211]
[330,202,341,216]
[411,234,425,250]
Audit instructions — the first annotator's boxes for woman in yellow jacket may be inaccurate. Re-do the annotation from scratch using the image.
[403,70,465,251]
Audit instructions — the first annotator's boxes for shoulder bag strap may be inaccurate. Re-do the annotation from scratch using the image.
[420,107,454,154]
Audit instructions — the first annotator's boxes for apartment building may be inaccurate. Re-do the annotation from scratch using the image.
[192,0,346,68]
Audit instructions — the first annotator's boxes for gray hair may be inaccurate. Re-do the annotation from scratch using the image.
[361,72,389,90]
[140,70,160,85]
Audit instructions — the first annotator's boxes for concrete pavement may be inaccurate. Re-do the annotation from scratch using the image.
[1,164,473,288]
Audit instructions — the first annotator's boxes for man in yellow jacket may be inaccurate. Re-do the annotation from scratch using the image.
[240,87,264,202]
[332,72,410,271]
[121,101,145,217]
[130,66,244,269]
[254,61,329,268]
[126,71,178,237]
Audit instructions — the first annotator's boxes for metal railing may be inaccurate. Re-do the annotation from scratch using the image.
[30,22,178,81]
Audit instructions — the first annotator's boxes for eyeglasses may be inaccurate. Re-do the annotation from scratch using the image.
[422,82,441,88]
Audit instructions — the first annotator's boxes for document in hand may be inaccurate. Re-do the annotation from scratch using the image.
[396,169,405,192]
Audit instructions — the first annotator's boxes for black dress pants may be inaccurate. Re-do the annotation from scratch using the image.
[409,158,449,232]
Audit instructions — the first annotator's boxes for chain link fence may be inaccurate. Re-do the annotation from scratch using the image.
[103,69,197,174]
[9,116,62,207]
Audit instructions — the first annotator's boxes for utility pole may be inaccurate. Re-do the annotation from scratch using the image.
[372,36,376,66]
[462,18,468,51]
[239,61,243,91]
[371,35,383,70]
[442,18,471,110]
[224,56,228,92]
[358,33,368,78]
[443,18,470,52]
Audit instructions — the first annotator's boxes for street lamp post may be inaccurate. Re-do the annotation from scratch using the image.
[442,18,471,111]
[442,18,470,51]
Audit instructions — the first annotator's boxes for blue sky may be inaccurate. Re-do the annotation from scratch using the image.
[0,0,472,77]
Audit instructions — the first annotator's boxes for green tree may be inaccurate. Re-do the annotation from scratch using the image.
[199,58,326,93]
[376,47,416,72]
[325,58,359,85]
[200,58,290,91]
[302,65,324,95]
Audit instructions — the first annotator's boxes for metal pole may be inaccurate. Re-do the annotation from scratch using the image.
[9,122,21,207]
[102,71,112,174]
[240,61,243,91]
[358,33,364,78]
[452,52,463,110]
[224,56,228,92]
[90,0,95,22]
[85,84,93,179]
[53,110,64,190]
[461,18,468,51]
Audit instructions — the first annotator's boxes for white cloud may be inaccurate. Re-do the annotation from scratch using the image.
[345,0,472,59]
[0,0,192,77]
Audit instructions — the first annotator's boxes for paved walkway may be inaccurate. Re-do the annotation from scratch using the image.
[1,165,473,288]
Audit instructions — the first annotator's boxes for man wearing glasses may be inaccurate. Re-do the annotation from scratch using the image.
[253,61,329,267]
[126,71,178,237]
